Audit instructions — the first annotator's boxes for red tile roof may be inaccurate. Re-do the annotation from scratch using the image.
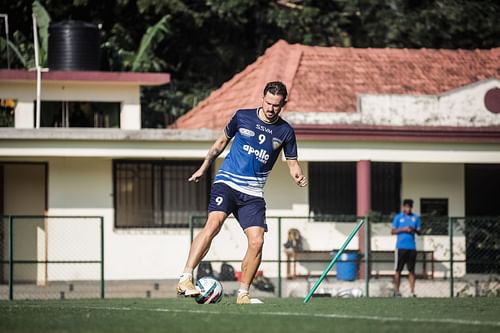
[173,40,499,130]
[0,69,170,86]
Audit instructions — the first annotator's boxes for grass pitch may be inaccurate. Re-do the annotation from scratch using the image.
[1,297,500,333]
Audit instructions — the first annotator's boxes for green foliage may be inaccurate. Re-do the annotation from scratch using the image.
[0,36,29,68]
[131,15,170,71]
[32,0,51,66]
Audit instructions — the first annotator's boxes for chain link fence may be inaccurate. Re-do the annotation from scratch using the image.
[189,215,500,298]
[0,216,104,300]
[451,217,500,297]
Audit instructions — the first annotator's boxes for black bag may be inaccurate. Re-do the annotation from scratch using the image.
[219,262,237,281]
[252,275,275,293]
[196,261,214,280]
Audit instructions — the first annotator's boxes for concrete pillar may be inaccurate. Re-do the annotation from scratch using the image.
[120,103,141,130]
[357,160,371,279]
[14,101,35,128]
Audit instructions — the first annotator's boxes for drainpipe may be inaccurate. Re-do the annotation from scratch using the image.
[32,14,43,128]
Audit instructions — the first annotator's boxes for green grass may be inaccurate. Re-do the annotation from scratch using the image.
[1,297,500,333]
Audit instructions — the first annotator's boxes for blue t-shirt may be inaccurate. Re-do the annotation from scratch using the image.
[392,212,421,250]
[214,108,298,197]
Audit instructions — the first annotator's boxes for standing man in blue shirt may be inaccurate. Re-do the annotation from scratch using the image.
[176,81,307,304]
[391,199,421,297]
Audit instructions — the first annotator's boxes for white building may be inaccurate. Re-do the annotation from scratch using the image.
[1,41,499,288]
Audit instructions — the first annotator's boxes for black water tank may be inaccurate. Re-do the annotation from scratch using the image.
[48,20,100,71]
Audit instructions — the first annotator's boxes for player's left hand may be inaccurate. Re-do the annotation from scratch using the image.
[295,174,308,187]
[188,168,205,183]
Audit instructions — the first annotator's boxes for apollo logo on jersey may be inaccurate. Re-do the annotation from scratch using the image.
[243,144,270,163]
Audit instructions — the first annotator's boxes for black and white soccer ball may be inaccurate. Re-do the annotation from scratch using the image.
[195,277,223,304]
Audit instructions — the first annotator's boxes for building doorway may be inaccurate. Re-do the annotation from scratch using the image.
[465,164,500,274]
[0,162,47,284]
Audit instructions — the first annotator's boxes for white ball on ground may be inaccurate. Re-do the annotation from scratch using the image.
[195,277,223,304]
[351,288,363,298]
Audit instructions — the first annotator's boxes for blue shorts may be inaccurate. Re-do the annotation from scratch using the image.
[208,182,267,232]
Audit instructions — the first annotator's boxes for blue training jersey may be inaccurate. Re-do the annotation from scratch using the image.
[214,108,298,197]
[392,212,421,250]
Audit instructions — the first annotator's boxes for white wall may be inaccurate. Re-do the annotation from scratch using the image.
[45,157,193,280]
[402,163,465,216]
[0,81,140,130]
[29,156,355,280]
[265,160,309,215]
[0,157,470,280]
[285,79,500,127]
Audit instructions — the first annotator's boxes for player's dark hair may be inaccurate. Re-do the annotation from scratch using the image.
[403,199,414,207]
[263,81,288,105]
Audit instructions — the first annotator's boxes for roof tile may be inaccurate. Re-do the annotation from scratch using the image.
[173,40,500,130]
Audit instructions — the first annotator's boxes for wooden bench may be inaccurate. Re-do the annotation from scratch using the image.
[285,250,434,279]
[369,250,435,279]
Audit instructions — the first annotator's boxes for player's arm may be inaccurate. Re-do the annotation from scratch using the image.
[391,216,409,235]
[286,159,307,187]
[413,217,422,235]
[390,219,399,235]
[391,227,412,235]
[188,133,231,183]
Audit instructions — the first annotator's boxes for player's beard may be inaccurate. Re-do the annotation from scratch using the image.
[264,109,279,122]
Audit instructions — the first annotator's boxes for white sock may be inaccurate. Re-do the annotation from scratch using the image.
[238,284,249,295]
[179,273,192,282]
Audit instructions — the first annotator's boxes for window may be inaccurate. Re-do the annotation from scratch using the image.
[309,162,356,218]
[0,98,16,127]
[371,162,401,220]
[420,198,449,235]
[113,160,210,228]
[309,162,402,220]
[35,101,120,128]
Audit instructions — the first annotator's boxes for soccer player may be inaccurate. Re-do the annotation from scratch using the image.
[176,81,307,304]
[391,199,421,297]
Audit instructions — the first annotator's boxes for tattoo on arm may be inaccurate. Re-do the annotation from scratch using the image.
[205,146,222,164]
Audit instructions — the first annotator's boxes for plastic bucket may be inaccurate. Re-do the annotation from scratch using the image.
[336,251,358,281]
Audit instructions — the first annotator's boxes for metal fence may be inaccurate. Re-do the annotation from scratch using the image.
[1,214,497,300]
[0,215,104,300]
[189,215,500,298]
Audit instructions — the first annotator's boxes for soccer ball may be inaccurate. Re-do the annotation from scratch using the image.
[195,277,223,304]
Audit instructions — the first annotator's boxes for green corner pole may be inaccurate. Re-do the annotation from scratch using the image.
[277,217,282,298]
[8,216,13,301]
[303,218,365,304]
[100,217,105,299]
[364,217,370,297]
[449,217,454,298]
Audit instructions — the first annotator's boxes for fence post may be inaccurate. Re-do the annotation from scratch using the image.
[364,216,370,297]
[8,216,13,301]
[277,217,282,298]
[189,215,194,244]
[448,217,454,298]
[100,217,105,299]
